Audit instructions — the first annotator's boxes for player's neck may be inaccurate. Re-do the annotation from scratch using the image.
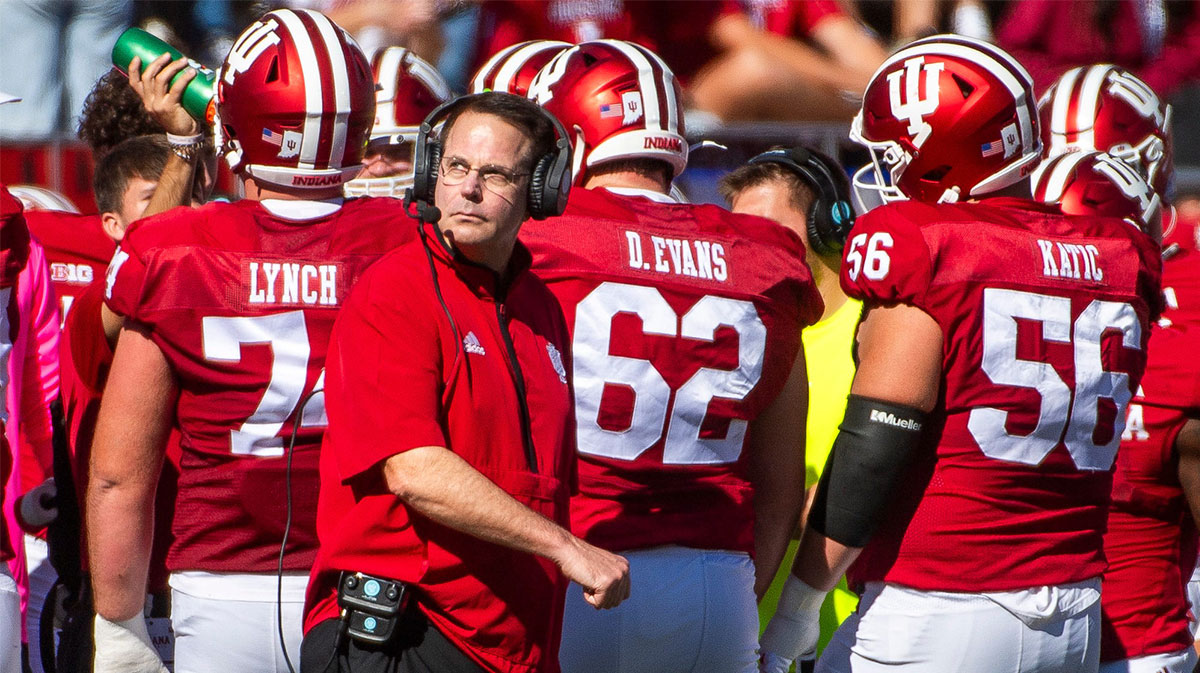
[241,176,344,202]
[583,171,669,194]
[810,253,849,321]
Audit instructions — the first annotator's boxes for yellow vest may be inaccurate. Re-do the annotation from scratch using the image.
[759,297,862,654]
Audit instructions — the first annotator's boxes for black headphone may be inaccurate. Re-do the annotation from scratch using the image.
[747,146,855,256]
[410,93,573,220]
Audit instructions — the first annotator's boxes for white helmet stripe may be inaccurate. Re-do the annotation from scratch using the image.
[1041,151,1089,202]
[376,46,405,117]
[1077,65,1115,151]
[485,42,560,94]
[408,52,452,100]
[272,10,325,168]
[472,43,520,93]
[1049,66,1084,155]
[595,39,667,132]
[305,10,351,169]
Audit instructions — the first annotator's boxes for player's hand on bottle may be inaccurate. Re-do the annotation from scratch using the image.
[93,613,170,673]
[557,536,631,609]
[127,53,200,137]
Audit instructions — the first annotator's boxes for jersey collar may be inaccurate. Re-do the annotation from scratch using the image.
[601,186,679,204]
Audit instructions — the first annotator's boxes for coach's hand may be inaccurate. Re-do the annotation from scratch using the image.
[557,537,631,609]
[93,613,169,673]
[759,575,826,671]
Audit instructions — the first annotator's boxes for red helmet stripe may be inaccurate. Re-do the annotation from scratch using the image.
[271,9,328,169]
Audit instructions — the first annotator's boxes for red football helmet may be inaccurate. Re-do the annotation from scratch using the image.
[850,34,1041,206]
[528,39,687,183]
[470,40,572,96]
[1038,64,1173,199]
[345,47,451,197]
[1033,150,1162,241]
[214,9,376,190]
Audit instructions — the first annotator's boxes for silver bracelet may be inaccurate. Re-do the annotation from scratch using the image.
[167,132,206,162]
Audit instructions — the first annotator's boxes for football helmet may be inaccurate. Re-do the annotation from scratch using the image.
[344,47,451,198]
[7,185,80,213]
[214,9,376,190]
[528,39,687,183]
[1038,64,1173,199]
[1032,150,1162,241]
[470,40,572,96]
[849,34,1040,205]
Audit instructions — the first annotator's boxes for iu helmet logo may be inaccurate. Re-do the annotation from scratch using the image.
[222,18,281,85]
[887,57,944,148]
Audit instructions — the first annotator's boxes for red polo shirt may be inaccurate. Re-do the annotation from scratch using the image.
[304,223,576,673]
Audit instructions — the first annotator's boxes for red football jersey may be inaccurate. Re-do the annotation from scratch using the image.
[473,1,743,84]
[24,210,114,324]
[105,198,416,572]
[61,279,181,589]
[521,188,821,554]
[1104,323,1200,657]
[747,0,843,36]
[1161,208,1200,325]
[841,197,1161,592]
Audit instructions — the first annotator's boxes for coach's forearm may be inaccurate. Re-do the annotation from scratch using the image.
[384,445,577,562]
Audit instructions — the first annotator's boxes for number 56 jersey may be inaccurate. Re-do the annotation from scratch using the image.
[522,188,823,554]
[840,197,1162,593]
[105,198,415,573]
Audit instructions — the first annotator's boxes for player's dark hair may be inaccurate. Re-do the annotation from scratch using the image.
[441,93,554,173]
[720,146,849,214]
[77,70,166,158]
[93,135,170,214]
[587,158,673,190]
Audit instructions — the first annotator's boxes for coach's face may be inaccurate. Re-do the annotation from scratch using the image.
[434,111,533,273]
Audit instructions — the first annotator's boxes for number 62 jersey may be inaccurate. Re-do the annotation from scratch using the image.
[522,187,823,554]
[840,196,1163,593]
[104,198,415,573]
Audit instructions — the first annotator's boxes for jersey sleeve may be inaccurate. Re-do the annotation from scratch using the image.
[102,224,152,322]
[1137,323,1200,411]
[839,207,934,312]
[324,262,449,482]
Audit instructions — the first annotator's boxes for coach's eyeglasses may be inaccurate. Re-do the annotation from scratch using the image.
[440,156,529,195]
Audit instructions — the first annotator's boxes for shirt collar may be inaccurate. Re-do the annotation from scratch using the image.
[421,221,531,301]
[602,186,679,204]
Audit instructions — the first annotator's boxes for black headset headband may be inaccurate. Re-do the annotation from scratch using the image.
[410,92,573,220]
[746,146,855,256]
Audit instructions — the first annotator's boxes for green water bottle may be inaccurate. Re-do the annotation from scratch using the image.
[111,27,217,125]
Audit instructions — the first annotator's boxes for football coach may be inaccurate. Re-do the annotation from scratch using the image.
[300,91,631,673]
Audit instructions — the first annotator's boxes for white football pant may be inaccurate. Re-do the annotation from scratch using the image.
[559,546,758,673]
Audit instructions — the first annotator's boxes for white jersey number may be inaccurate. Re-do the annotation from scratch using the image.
[572,282,766,465]
[967,288,1141,471]
[201,311,326,457]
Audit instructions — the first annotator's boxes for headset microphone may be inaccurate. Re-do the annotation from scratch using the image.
[403,187,442,224]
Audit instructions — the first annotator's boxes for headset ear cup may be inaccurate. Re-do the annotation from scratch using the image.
[423,142,442,202]
[806,199,834,257]
[527,154,553,220]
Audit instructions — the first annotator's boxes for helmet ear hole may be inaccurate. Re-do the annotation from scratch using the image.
[265,57,280,83]
[920,166,951,184]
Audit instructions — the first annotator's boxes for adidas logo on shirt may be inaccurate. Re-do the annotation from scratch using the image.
[463,331,486,356]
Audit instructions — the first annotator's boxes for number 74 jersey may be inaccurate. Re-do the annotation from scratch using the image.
[840,196,1163,593]
[522,188,823,554]
[104,198,415,573]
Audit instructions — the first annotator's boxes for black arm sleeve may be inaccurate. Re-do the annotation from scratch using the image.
[807,394,927,548]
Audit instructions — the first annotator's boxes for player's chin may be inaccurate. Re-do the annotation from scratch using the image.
[442,217,494,243]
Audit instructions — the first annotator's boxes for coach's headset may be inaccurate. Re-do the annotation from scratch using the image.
[746,146,855,256]
[410,92,573,220]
